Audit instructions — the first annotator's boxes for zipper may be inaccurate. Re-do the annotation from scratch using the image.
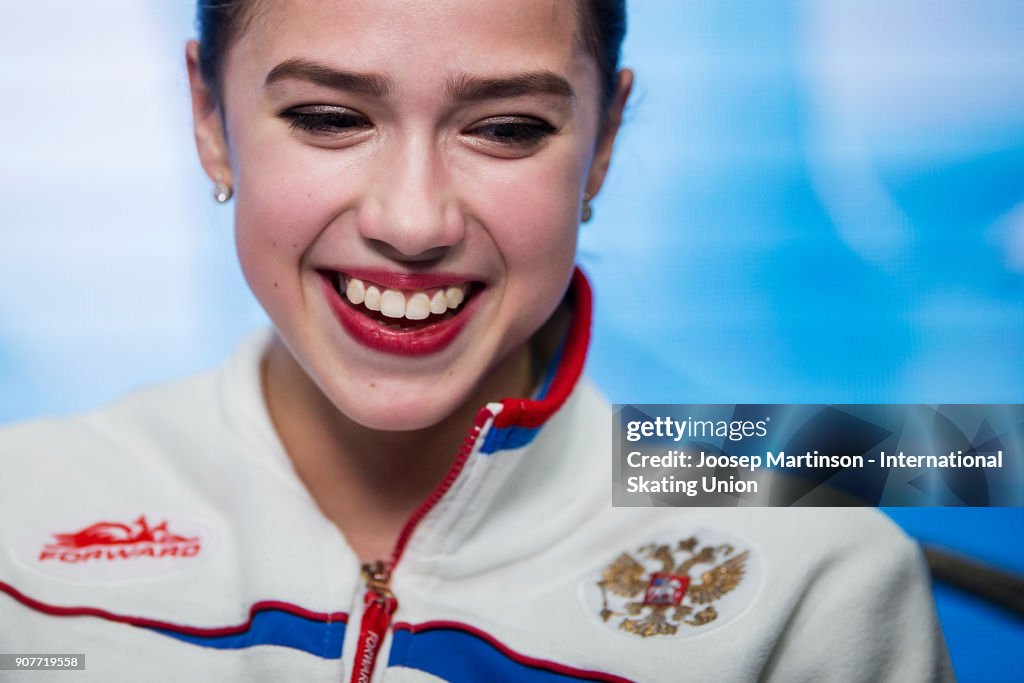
[350,561,397,683]
[347,407,493,683]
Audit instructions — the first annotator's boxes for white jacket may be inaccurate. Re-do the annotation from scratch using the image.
[0,273,952,682]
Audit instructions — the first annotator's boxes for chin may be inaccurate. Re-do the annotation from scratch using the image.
[331,380,479,433]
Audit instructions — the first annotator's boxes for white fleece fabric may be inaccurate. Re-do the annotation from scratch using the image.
[0,330,953,683]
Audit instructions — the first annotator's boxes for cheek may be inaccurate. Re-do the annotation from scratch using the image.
[473,153,584,329]
[233,187,313,313]
[466,139,587,257]
[492,193,579,275]
[230,124,341,310]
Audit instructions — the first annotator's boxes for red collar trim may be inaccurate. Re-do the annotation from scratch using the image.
[493,267,592,429]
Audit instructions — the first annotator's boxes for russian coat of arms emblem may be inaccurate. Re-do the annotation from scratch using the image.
[595,535,752,638]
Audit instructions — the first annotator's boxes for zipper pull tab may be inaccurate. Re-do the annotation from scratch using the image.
[351,561,398,683]
[362,560,394,599]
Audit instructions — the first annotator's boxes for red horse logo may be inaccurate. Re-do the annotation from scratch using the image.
[49,515,197,549]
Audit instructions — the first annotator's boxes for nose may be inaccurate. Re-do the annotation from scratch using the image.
[357,134,466,261]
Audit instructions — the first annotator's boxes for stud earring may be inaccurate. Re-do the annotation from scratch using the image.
[581,193,593,223]
[213,176,233,204]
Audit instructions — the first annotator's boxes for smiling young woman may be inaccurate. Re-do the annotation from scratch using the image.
[185,0,631,567]
[0,1,951,682]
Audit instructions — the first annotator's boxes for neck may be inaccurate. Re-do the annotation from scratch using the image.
[262,327,550,564]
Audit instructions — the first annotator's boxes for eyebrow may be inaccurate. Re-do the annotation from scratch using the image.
[264,59,393,98]
[264,59,573,103]
[444,71,575,102]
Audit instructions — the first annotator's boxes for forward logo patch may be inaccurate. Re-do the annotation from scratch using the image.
[13,513,214,582]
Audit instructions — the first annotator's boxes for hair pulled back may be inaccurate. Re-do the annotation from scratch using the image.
[196,0,626,109]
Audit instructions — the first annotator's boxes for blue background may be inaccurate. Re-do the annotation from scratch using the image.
[1,1,1021,680]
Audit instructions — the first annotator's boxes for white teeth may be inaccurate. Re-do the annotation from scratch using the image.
[346,278,365,305]
[364,285,382,311]
[340,276,470,321]
[430,290,448,315]
[445,286,464,309]
[406,292,430,320]
[380,290,406,318]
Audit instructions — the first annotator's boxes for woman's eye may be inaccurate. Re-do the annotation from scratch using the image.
[281,106,372,136]
[467,117,556,147]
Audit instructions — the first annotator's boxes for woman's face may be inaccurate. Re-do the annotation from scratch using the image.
[190,0,628,430]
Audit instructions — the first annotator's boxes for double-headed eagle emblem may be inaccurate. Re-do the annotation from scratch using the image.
[597,536,749,637]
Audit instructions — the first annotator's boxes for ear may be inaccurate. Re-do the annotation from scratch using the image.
[185,40,232,187]
[585,68,633,199]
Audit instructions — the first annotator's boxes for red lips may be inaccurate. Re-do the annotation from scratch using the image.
[320,273,480,356]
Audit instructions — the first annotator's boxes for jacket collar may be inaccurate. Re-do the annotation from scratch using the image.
[395,267,606,576]
[479,267,593,454]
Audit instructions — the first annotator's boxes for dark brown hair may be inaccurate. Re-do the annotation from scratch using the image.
[196,0,626,109]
